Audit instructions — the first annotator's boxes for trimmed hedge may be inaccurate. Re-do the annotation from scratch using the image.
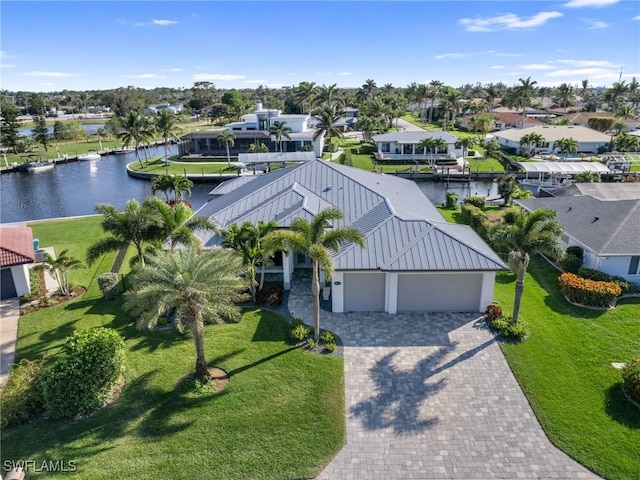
[41,328,126,418]
[0,359,46,427]
[558,272,622,308]
[460,204,490,239]
[463,194,486,209]
[560,253,582,274]
[577,267,639,294]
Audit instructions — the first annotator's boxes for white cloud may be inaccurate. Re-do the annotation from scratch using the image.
[243,79,267,84]
[153,19,178,26]
[435,53,465,59]
[554,59,619,68]
[22,71,78,78]
[563,0,619,7]
[266,83,285,88]
[634,15,640,20]
[460,11,563,32]
[435,50,520,60]
[490,65,505,69]
[39,83,55,86]
[519,63,555,70]
[583,19,609,29]
[338,72,353,76]
[161,68,183,72]
[546,67,619,77]
[0,63,17,68]
[493,52,523,57]
[121,73,166,79]
[193,73,246,81]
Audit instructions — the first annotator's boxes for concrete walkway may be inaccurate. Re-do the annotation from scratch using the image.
[287,275,599,480]
[0,298,20,388]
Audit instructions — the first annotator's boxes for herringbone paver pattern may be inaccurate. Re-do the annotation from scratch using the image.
[287,274,600,480]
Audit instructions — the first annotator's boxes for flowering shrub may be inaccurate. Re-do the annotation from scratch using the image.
[558,272,622,307]
[485,304,503,321]
[489,315,529,341]
[577,267,638,294]
[622,357,640,403]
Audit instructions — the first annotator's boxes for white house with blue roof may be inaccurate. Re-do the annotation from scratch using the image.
[192,159,506,313]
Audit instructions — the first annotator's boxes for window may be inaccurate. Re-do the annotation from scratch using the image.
[629,256,640,275]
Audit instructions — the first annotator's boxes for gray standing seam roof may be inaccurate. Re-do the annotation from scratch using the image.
[373,131,459,144]
[192,159,506,271]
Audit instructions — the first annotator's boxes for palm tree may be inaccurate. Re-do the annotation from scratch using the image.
[144,196,218,251]
[270,208,365,341]
[155,110,181,164]
[249,142,269,153]
[428,80,444,124]
[553,137,579,154]
[151,174,175,201]
[362,79,377,101]
[294,81,317,114]
[269,121,292,152]
[574,171,601,183]
[221,220,278,302]
[457,137,474,170]
[36,249,85,296]
[489,208,562,324]
[312,105,343,159]
[515,77,538,127]
[118,112,153,168]
[497,173,519,206]
[87,199,164,268]
[217,130,236,167]
[124,247,247,382]
[554,83,575,113]
[314,84,342,109]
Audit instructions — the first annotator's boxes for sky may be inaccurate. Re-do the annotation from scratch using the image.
[1,0,639,93]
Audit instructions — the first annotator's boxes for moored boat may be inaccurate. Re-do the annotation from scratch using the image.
[25,160,55,173]
[78,150,101,161]
[111,146,136,154]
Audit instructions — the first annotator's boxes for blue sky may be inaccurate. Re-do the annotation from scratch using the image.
[1,1,639,92]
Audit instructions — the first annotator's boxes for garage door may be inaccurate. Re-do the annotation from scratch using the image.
[1,268,17,300]
[397,273,482,311]
[343,272,385,312]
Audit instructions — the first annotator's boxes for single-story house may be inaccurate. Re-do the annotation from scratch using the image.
[493,125,611,154]
[191,159,506,313]
[562,111,614,127]
[516,196,640,283]
[372,131,461,160]
[1,227,35,300]
[144,103,184,115]
[459,112,543,131]
[540,183,640,200]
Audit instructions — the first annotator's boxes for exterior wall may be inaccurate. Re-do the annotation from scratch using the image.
[331,271,345,313]
[598,255,640,283]
[11,264,31,297]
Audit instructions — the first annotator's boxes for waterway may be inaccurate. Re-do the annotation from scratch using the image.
[18,123,106,138]
[0,153,498,224]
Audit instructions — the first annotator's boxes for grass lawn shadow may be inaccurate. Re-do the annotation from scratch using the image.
[604,383,640,429]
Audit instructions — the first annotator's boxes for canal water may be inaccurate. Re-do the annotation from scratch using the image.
[0,153,497,224]
[18,123,106,138]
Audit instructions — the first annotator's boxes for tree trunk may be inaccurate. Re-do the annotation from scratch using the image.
[136,244,145,267]
[249,264,257,303]
[259,261,266,291]
[192,312,210,383]
[512,254,529,324]
[226,143,231,167]
[312,259,321,342]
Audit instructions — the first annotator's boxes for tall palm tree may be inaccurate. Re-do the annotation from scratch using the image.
[312,105,343,159]
[428,80,444,124]
[217,130,236,167]
[155,110,181,164]
[124,247,247,382]
[315,84,342,109]
[118,111,153,168]
[362,79,377,101]
[270,208,365,341]
[36,249,85,296]
[497,173,519,207]
[294,81,317,114]
[144,196,218,251]
[269,121,292,152]
[222,220,278,302]
[87,199,164,268]
[151,174,193,202]
[554,83,576,113]
[515,76,538,127]
[490,208,562,324]
[457,137,474,170]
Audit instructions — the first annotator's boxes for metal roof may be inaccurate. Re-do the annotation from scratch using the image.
[516,196,640,255]
[238,152,315,164]
[518,161,610,174]
[192,159,506,272]
[542,183,640,200]
[373,131,459,145]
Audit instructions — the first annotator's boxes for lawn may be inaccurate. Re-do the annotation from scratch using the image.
[438,206,640,480]
[1,218,345,479]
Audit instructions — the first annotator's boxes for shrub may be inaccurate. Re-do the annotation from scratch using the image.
[320,331,336,345]
[444,191,459,209]
[256,285,283,306]
[97,272,120,300]
[577,267,636,294]
[622,357,640,402]
[485,303,503,321]
[291,318,304,328]
[324,342,336,353]
[490,316,529,341]
[0,359,46,428]
[460,204,490,239]
[291,324,310,342]
[560,253,582,274]
[566,246,584,263]
[41,328,126,418]
[307,338,317,349]
[463,194,486,209]
[558,272,622,308]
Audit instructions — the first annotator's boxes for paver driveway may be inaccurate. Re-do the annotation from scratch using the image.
[288,280,600,480]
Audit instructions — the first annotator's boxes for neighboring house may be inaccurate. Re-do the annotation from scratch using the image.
[562,111,614,127]
[516,196,640,283]
[192,159,506,313]
[0,227,35,300]
[540,183,640,200]
[493,125,610,154]
[144,103,184,115]
[459,112,543,131]
[372,131,461,160]
[179,102,324,157]
[492,107,555,121]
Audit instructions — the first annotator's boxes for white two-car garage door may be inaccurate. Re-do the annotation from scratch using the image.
[343,272,386,312]
[397,273,482,312]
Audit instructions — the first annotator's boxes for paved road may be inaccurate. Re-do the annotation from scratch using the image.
[395,117,428,132]
[287,276,599,480]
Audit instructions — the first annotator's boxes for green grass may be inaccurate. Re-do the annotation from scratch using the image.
[130,158,239,176]
[466,157,505,172]
[438,205,640,480]
[3,218,345,480]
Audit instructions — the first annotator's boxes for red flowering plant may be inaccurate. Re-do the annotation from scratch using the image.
[622,357,640,403]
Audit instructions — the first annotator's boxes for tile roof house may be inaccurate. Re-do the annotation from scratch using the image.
[516,196,640,282]
[459,112,544,131]
[0,227,35,299]
[492,125,611,154]
[192,159,506,313]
